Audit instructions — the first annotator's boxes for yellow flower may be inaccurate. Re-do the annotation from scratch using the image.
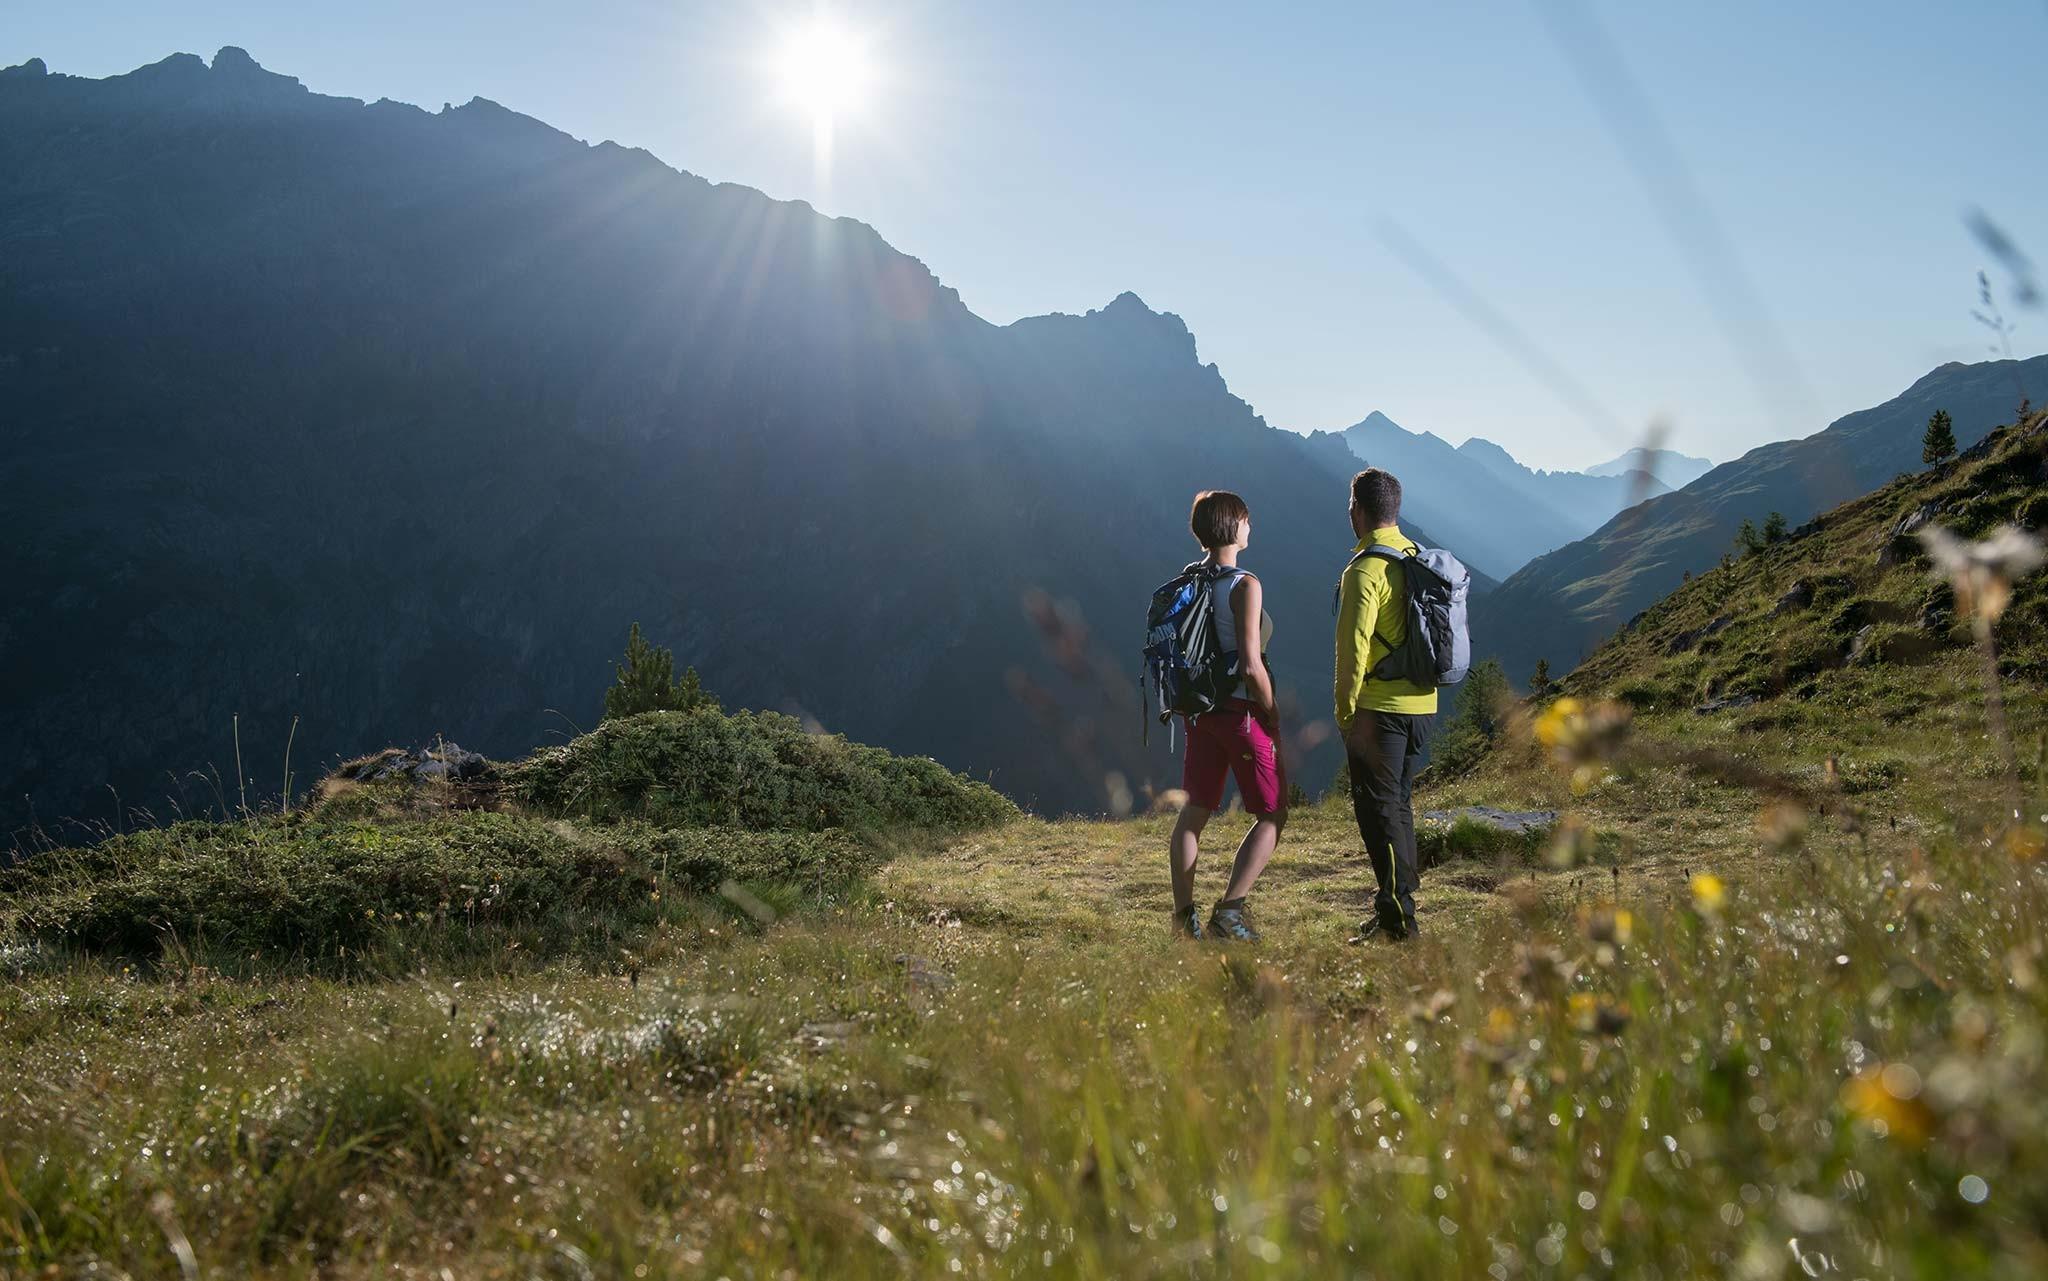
[1841,1063,1933,1145]
[1690,873,1726,913]
[1485,1006,1516,1044]
[2002,827,2047,863]
[1585,906,1633,945]
[1569,993,1631,1034]
[1568,993,1597,1029]
[1534,698,1584,749]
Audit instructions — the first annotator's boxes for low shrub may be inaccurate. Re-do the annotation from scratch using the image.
[511,709,1017,834]
[1417,815,1549,869]
[1612,677,1671,711]
[0,813,874,962]
[1781,633,1846,682]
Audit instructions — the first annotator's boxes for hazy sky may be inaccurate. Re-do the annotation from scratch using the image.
[10,2,2045,470]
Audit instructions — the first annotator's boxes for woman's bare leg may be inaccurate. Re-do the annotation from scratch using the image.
[1220,809,1286,903]
[1170,805,1211,911]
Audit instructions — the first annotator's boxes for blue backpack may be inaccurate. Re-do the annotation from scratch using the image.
[1141,561,1243,742]
[1334,544,1472,686]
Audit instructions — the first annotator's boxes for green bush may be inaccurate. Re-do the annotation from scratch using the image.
[1781,633,1846,682]
[0,813,873,960]
[1416,815,1548,869]
[512,709,1017,834]
[1612,676,1670,711]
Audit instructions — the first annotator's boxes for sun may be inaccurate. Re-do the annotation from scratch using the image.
[772,17,876,130]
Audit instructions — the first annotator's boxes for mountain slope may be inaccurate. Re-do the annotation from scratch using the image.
[1475,355,2048,684]
[1555,406,2047,714]
[0,49,1382,835]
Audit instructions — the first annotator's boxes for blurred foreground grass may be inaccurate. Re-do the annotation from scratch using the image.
[5,699,2046,1278]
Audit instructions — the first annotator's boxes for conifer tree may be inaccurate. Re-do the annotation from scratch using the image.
[1922,409,1956,465]
[1735,518,1764,557]
[1528,657,1554,700]
[603,623,719,721]
[1763,511,1788,545]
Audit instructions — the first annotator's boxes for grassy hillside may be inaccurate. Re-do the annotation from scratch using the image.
[1477,354,2048,689]
[3,430,2046,1276]
[1562,408,2048,716]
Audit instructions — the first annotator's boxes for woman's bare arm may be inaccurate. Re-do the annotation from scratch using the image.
[1233,574,1278,727]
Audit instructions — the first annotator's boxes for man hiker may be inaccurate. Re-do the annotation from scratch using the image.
[1334,468,1436,941]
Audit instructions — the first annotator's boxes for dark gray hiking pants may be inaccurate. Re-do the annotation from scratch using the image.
[1346,710,1436,932]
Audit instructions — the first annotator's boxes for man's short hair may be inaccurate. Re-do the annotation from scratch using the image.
[1350,468,1402,526]
[1189,489,1250,549]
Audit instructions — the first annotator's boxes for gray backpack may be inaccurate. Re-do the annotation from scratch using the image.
[1336,543,1472,686]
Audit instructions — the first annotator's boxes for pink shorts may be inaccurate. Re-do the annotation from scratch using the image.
[1182,702,1288,815]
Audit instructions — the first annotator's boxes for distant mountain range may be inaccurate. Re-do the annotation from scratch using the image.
[1476,354,2048,686]
[0,48,1441,834]
[1585,447,1714,486]
[1303,412,1692,578]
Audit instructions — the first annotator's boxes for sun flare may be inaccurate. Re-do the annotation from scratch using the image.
[772,17,876,129]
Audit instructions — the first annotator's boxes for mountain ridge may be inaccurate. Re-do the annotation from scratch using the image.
[1302,410,1670,578]
[0,48,1417,835]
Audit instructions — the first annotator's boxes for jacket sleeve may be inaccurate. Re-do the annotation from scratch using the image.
[1333,560,1385,733]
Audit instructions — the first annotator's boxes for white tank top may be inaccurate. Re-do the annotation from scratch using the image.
[1209,568,1274,658]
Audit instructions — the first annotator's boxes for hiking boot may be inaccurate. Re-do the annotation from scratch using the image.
[1353,916,1413,944]
[1173,905,1207,940]
[1207,903,1260,942]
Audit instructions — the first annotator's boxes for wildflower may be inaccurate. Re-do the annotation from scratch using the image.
[1841,1063,1934,1144]
[1534,697,1584,749]
[1569,993,1631,1035]
[1484,1006,1517,1044]
[2001,826,2046,862]
[1546,816,1597,869]
[1690,873,1727,914]
[1585,905,1633,945]
[1513,943,1575,997]
[1410,989,1457,1023]
[1533,698,1631,769]
[1756,802,1807,853]
[1918,524,2045,635]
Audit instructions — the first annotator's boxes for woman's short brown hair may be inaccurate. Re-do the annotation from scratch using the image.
[1190,490,1250,549]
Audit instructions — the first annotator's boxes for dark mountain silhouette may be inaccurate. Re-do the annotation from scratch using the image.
[1302,411,1669,577]
[0,49,1430,837]
[1476,354,2048,686]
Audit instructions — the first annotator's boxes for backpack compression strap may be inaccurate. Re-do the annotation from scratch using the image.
[1331,543,1415,616]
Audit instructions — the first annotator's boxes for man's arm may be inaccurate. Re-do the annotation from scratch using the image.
[1332,560,1384,734]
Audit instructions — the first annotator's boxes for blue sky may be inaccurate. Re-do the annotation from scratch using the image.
[11,2,2045,470]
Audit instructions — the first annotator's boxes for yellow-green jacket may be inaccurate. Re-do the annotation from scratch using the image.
[1333,525,1439,732]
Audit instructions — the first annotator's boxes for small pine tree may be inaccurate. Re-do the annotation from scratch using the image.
[1735,517,1764,557]
[603,623,719,721]
[1528,657,1554,700]
[1762,511,1788,545]
[1922,409,1956,465]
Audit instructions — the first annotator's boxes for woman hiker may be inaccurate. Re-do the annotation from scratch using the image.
[1168,489,1287,941]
